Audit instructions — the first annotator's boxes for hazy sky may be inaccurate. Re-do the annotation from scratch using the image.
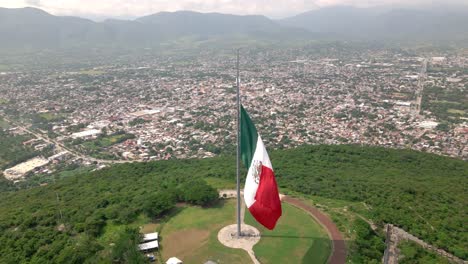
[1,0,467,19]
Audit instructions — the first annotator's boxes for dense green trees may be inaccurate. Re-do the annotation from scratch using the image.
[0,174,15,192]
[178,179,219,206]
[0,161,218,263]
[421,85,467,123]
[269,145,467,259]
[349,219,385,263]
[111,228,147,264]
[399,240,450,264]
[142,191,176,218]
[0,130,36,169]
[128,118,150,127]
[0,130,56,172]
[0,144,466,262]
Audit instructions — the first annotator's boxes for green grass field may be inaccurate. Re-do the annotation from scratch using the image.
[447,108,465,115]
[245,203,331,264]
[100,134,130,146]
[430,100,461,105]
[203,176,333,263]
[78,134,134,160]
[34,112,66,123]
[160,199,251,264]
[159,199,331,264]
[82,134,134,150]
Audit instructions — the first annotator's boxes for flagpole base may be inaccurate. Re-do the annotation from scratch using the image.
[218,224,260,249]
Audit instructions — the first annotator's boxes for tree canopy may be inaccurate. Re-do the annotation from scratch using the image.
[0,144,466,262]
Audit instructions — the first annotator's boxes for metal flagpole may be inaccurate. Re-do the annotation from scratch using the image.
[236,49,242,238]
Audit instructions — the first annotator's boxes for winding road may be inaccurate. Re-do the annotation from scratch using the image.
[414,58,427,115]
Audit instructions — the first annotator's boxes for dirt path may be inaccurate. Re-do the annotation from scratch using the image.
[283,196,347,264]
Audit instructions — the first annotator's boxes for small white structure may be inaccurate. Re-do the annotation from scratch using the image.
[447,77,463,83]
[130,109,161,117]
[4,157,49,180]
[71,129,101,139]
[138,240,159,251]
[48,151,69,161]
[88,120,110,129]
[166,257,183,264]
[404,74,419,80]
[431,57,446,63]
[143,232,158,242]
[395,101,412,107]
[418,121,439,129]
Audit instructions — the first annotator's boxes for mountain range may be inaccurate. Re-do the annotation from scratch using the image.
[1,6,468,51]
[281,6,468,41]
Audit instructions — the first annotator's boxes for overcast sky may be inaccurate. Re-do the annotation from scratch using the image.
[1,0,467,19]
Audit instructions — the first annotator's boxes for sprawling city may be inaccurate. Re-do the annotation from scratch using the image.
[1,48,466,181]
[0,2,467,264]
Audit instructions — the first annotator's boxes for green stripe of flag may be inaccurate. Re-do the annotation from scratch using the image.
[240,105,258,169]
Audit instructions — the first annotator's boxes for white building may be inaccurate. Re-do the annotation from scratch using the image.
[395,101,412,107]
[138,232,159,252]
[166,257,183,264]
[418,121,439,129]
[431,57,446,64]
[4,157,49,180]
[143,232,158,242]
[71,129,101,139]
[138,240,159,251]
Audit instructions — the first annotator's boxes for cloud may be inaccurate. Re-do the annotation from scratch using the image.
[1,0,467,18]
[32,0,319,18]
[25,0,40,6]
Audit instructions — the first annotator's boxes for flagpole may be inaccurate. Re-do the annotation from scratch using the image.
[236,49,242,238]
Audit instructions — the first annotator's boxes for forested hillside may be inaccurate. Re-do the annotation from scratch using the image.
[0,145,466,262]
[0,162,219,263]
[271,145,467,259]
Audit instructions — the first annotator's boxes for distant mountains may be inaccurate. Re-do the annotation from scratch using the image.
[280,6,468,42]
[0,7,308,50]
[1,6,468,51]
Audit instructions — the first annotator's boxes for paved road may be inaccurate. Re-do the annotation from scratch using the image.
[414,58,427,115]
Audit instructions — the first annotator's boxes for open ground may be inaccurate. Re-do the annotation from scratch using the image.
[159,199,332,263]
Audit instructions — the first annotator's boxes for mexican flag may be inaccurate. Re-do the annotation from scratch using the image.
[241,105,282,230]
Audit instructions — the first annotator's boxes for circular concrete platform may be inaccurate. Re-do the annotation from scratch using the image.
[218,224,260,249]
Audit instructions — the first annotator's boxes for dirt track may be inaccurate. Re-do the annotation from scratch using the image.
[283,196,347,264]
[219,190,347,263]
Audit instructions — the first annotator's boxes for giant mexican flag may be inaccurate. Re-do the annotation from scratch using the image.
[241,105,282,230]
